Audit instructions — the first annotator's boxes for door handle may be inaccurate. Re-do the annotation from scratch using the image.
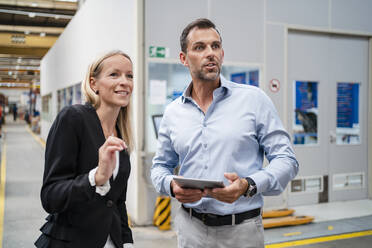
[329,131,336,144]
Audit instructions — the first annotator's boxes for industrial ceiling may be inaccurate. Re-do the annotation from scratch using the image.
[0,0,78,90]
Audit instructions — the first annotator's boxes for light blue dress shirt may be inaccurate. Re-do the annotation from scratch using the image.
[151,76,299,215]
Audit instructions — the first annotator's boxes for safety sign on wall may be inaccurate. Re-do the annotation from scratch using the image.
[149,46,170,58]
[269,79,280,93]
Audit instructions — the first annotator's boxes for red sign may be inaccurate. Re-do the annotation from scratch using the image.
[269,79,280,93]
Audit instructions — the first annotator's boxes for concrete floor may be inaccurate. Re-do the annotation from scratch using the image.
[294,235,372,248]
[1,120,46,248]
[1,117,371,248]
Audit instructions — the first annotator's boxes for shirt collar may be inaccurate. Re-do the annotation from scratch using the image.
[181,75,232,104]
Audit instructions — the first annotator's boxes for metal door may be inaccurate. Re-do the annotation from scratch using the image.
[287,31,369,206]
[328,35,368,201]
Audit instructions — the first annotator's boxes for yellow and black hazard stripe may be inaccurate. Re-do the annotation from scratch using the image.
[153,196,171,230]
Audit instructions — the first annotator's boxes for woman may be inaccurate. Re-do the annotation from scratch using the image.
[35,50,134,248]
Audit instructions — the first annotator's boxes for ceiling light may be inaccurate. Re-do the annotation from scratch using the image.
[54,15,60,19]
[31,2,38,7]
[24,30,30,35]
[17,57,22,63]
[0,9,73,20]
[40,32,46,37]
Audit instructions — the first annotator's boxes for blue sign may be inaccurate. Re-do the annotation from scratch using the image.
[231,71,259,87]
[337,83,359,128]
[295,81,318,125]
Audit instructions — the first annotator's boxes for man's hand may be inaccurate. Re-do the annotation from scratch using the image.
[204,173,248,203]
[171,179,203,203]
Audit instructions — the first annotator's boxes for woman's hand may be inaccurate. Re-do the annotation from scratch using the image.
[95,136,127,186]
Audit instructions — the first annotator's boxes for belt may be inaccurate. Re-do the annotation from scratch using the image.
[182,205,261,226]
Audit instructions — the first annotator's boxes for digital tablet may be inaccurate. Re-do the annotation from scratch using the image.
[173,176,225,190]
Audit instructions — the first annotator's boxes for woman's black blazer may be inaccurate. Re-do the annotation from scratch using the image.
[35,103,133,248]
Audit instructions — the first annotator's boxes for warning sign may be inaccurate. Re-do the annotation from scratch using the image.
[269,79,280,93]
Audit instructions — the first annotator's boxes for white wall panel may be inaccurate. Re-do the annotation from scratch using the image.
[331,0,372,33]
[210,0,264,63]
[267,0,329,28]
[265,24,286,121]
[41,0,135,96]
[145,0,208,59]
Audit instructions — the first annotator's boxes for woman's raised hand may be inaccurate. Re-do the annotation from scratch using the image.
[95,136,127,186]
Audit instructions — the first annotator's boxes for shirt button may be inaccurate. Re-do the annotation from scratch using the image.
[204,143,207,148]
[107,200,113,207]
[204,166,208,169]
[203,123,207,127]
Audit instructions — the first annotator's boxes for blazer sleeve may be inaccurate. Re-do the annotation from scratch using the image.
[41,106,95,214]
[117,185,133,244]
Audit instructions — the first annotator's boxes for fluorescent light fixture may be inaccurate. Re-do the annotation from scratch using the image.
[40,32,46,37]
[24,30,30,35]
[0,9,73,19]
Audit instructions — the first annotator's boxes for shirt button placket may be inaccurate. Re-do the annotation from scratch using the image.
[202,118,208,170]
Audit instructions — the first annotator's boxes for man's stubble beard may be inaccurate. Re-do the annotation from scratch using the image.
[196,67,221,82]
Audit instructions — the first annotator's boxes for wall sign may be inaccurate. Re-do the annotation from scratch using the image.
[149,46,169,58]
[269,79,280,93]
[293,81,318,145]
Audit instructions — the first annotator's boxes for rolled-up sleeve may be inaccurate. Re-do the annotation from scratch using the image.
[249,90,299,196]
[151,112,179,196]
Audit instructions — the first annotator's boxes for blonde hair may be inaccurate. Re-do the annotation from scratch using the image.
[82,50,134,152]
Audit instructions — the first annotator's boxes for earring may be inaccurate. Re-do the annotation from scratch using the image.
[95,90,99,95]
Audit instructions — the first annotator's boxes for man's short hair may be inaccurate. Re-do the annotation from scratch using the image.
[180,18,222,53]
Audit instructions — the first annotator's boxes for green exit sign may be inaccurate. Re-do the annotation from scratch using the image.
[149,46,169,58]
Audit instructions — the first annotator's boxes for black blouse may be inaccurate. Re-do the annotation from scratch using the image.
[36,103,133,248]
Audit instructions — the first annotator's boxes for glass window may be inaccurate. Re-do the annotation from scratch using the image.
[222,66,259,87]
[146,62,190,153]
[146,62,261,152]
[336,82,360,145]
[293,81,318,145]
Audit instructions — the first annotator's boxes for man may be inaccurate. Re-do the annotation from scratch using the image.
[151,18,298,248]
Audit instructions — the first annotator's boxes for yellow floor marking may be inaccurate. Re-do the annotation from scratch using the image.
[26,126,46,148]
[266,230,372,248]
[0,143,7,248]
[283,231,302,237]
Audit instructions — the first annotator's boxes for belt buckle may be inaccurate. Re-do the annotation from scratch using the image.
[203,213,218,226]
[202,214,206,223]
